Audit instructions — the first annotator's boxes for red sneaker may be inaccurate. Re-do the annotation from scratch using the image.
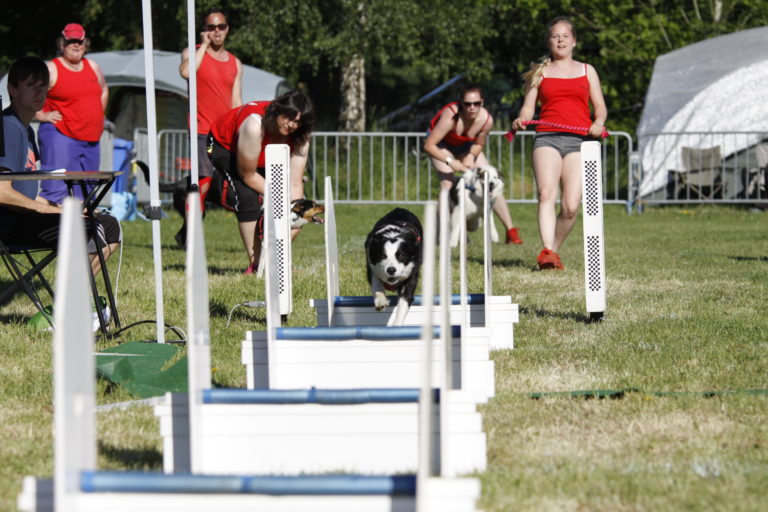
[506,227,523,244]
[244,263,256,275]
[537,248,564,270]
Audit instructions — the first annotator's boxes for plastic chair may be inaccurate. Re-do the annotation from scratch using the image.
[677,146,723,199]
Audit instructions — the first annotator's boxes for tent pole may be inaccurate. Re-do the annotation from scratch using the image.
[141,0,166,343]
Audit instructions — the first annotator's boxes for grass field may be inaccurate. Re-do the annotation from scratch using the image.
[1,202,767,511]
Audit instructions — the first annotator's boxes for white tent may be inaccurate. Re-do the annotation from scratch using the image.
[637,26,768,198]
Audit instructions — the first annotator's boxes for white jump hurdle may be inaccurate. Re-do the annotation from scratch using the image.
[156,193,485,477]
[581,141,607,321]
[17,198,480,512]
[310,176,519,349]
[245,183,494,401]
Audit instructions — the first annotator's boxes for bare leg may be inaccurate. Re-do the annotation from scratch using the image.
[552,152,582,252]
[532,146,564,250]
[89,242,120,276]
[238,220,259,267]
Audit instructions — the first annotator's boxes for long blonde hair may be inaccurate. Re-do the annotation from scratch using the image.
[522,56,551,91]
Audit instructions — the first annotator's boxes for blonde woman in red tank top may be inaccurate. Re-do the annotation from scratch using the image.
[512,16,607,270]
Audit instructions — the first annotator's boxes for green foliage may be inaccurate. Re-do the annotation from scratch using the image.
[1,1,767,130]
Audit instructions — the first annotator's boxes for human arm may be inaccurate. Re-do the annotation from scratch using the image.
[511,86,539,131]
[89,59,109,112]
[179,34,211,79]
[0,181,61,214]
[586,64,608,138]
[289,140,309,201]
[423,107,470,173]
[34,60,61,123]
[231,58,243,108]
[461,111,493,168]
[235,115,266,193]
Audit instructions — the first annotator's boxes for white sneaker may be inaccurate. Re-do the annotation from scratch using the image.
[92,305,111,332]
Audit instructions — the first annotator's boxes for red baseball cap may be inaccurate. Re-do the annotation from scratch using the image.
[62,23,86,40]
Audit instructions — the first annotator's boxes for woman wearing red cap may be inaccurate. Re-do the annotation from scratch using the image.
[34,23,109,205]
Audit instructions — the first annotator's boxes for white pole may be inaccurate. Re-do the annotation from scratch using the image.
[483,174,492,298]
[581,141,607,320]
[458,178,469,332]
[186,0,199,187]
[141,0,166,343]
[417,202,437,512]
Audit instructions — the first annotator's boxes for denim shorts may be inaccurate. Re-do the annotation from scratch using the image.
[533,132,591,157]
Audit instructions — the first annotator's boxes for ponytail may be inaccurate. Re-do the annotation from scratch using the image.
[522,56,550,91]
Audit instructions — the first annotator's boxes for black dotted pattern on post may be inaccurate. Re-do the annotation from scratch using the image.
[584,160,599,217]
[276,239,286,294]
[271,163,285,220]
[586,235,602,292]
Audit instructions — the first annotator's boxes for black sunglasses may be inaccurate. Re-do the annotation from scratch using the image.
[65,38,85,45]
[205,23,228,31]
[462,101,483,108]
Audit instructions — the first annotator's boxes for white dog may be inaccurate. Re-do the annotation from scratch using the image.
[449,165,504,248]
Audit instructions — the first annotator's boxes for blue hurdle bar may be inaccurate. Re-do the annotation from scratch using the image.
[332,294,486,308]
[275,325,461,341]
[81,472,417,495]
[202,387,441,405]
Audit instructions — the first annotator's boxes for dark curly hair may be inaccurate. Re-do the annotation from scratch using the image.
[263,91,315,149]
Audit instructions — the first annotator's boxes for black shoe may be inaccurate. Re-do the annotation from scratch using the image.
[174,225,187,250]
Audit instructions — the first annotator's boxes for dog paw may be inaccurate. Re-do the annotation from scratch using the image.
[374,292,389,311]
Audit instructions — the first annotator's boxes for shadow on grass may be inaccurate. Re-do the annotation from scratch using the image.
[128,242,241,254]
[209,299,266,325]
[0,312,33,324]
[164,263,239,275]
[98,441,163,470]
[519,305,595,324]
[467,256,532,269]
[729,255,768,263]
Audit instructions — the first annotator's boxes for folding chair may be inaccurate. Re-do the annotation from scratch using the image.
[677,146,723,199]
[0,238,57,327]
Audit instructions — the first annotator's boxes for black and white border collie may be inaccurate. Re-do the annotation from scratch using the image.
[365,208,423,326]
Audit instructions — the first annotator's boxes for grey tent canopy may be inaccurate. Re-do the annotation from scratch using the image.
[637,26,768,197]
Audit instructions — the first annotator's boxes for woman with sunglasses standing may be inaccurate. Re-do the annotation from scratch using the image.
[512,16,607,270]
[425,85,523,244]
[34,23,109,205]
[175,8,244,249]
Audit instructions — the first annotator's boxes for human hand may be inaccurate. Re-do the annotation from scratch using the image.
[511,118,528,131]
[589,122,607,138]
[46,110,62,124]
[200,30,212,45]
[461,154,477,169]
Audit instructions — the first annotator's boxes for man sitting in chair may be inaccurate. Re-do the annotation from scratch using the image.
[0,56,120,275]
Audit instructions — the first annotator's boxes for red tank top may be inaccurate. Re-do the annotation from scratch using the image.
[195,49,238,134]
[211,101,292,168]
[537,64,592,135]
[42,58,104,142]
[429,102,491,147]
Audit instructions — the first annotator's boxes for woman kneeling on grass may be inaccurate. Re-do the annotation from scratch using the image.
[512,16,607,270]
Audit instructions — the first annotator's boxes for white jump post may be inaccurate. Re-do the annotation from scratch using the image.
[417,201,437,511]
[265,144,292,317]
[457,178,469,333]
[482,173,492,299]
[185,192,210,473]
[54,198,97,512]
[324,176,339,325]
[581,141,607,321]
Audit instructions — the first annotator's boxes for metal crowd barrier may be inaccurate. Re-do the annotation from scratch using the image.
[129,128,635,212]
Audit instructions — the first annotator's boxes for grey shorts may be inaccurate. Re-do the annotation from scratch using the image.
[197,133,215,178]
[533,132,591,157]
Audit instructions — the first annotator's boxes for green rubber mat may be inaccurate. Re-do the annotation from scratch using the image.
[96,341,188,399]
